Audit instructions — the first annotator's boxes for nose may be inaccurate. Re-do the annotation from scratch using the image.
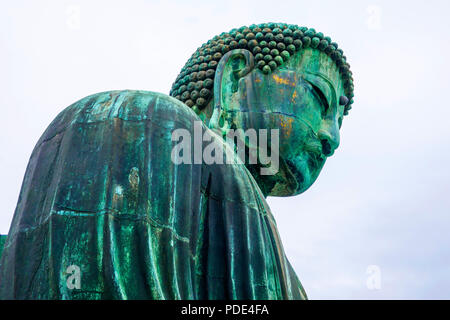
[318,120,340,157]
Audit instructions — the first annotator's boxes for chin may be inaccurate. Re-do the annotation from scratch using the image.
[283,156,326,196]
[255,154,326,197]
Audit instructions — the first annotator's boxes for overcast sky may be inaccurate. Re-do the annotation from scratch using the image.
[1,0,449,299]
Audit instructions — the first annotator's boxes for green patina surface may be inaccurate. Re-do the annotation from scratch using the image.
[0,235,6,260]
[0,22,353,300]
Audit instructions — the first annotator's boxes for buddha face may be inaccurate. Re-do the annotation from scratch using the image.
[229,48,347,196]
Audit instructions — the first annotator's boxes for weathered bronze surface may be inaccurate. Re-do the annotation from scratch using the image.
[0,236,6,262]
[0,22,353,299]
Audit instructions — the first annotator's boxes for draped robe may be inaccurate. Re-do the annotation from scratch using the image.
[0,90,306,299]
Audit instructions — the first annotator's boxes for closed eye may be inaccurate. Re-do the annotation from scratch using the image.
[308,81,329,113]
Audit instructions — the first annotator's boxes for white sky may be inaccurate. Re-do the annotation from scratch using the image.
[1,0,449,299]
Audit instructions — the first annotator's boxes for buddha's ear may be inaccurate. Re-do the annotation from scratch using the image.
[209,49,254,134]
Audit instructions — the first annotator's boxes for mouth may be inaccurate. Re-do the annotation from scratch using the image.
[295,118,329,163]
[285,158,303,184]
[276,119,329,194]
[284,140,326,189]
[303,139,326,168]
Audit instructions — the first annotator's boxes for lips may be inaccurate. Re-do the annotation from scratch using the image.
[285,158,303,183]
[303,138,326,167]
[285,142,326,187]
[308,150,326,171]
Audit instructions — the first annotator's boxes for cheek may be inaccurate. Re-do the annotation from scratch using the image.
[252,71,299,114]
[277,117,314,157]
[248,72,322,141]
[290,86,323,132]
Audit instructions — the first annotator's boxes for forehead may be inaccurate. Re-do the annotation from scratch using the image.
[282,48,345,98]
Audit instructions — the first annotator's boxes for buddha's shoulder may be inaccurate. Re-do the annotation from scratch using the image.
[40,90,199,141]
[64,90,197,122]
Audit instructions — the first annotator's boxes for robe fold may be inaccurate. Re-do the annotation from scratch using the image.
[0,90,306,300]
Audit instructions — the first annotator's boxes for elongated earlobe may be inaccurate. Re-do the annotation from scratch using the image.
[209,49,254,135]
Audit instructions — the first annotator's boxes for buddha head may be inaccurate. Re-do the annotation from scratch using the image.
[170,23,354,197]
